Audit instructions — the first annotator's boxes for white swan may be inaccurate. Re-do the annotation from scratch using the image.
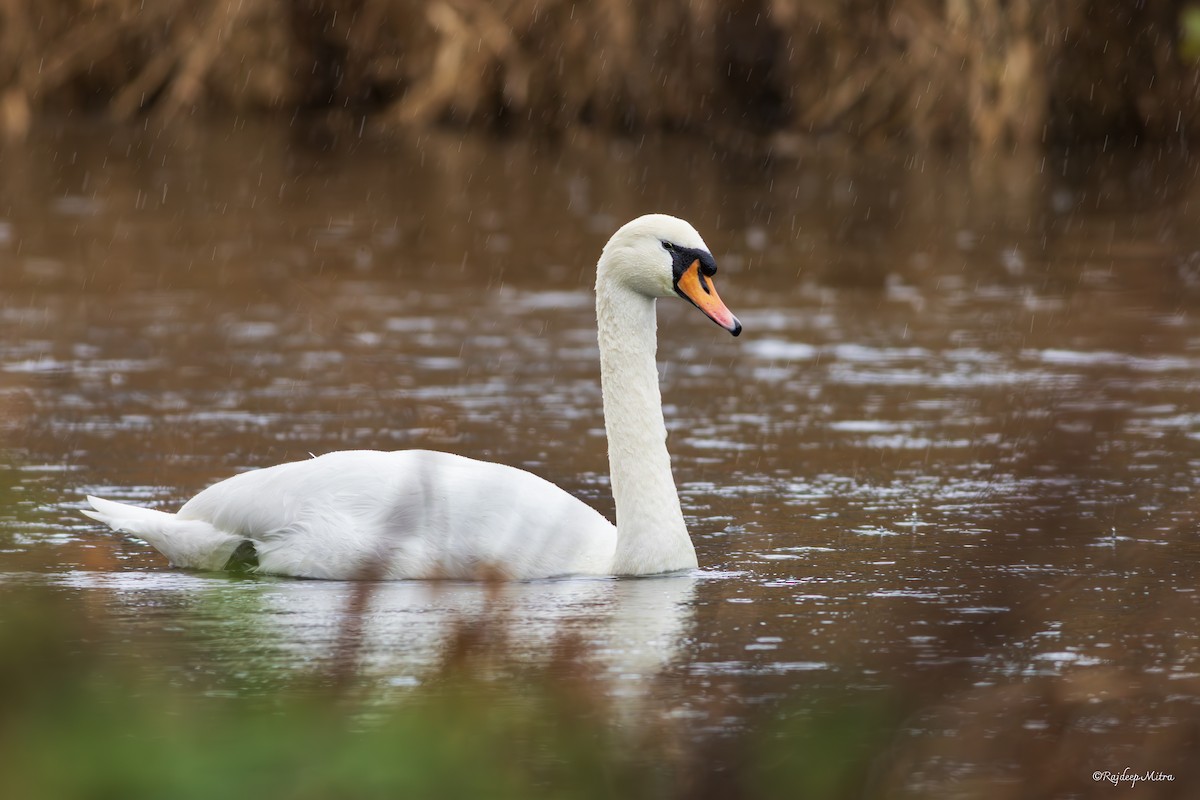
[82,214,742,580]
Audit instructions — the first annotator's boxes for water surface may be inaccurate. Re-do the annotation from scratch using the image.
[2,122,1199,789]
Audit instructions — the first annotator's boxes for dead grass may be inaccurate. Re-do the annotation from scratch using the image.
[0,0,1196,148]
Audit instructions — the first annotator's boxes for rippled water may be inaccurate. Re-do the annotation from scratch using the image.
[3,122,1200,786]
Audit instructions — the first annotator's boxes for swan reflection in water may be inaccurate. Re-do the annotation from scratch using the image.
[60,569,699,695]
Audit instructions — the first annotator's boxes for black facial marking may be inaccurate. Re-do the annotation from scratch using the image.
[665,243,718,288]
[668,245,719,308]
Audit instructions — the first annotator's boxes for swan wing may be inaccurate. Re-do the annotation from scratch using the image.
[175,450,616,579]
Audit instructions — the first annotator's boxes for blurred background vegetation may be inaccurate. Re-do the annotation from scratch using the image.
[0,0,1199,149]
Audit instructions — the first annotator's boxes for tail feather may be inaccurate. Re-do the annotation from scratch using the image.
[82,495,247,571]
[82,495,172,532]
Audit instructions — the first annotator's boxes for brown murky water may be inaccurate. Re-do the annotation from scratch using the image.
[3,121,1200,789]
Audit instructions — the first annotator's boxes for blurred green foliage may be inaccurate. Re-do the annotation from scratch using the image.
[747,694,901,799]
[0,581,905,800]
[0,585,668,800]
[1182,5,1200,62]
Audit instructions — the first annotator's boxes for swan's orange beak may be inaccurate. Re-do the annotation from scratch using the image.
[676,260,742,336]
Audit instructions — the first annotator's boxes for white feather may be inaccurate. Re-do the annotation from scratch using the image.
[83,214,736,580]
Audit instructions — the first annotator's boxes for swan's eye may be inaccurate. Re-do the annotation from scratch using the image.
[662,241,675,252]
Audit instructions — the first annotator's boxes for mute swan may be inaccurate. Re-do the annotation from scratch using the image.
[83,214,742,580]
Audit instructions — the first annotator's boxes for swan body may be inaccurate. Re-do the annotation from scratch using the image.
[86,450,615,580]
[83,214,742,580]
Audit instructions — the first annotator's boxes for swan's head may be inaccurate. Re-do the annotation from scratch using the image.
[600,214,742,336]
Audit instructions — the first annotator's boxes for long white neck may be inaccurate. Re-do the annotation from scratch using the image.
[596,272,697,575]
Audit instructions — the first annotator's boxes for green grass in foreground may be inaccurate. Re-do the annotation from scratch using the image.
[0,581,903,800]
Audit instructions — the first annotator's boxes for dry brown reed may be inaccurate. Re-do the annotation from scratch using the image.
[0,0,1197,149]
